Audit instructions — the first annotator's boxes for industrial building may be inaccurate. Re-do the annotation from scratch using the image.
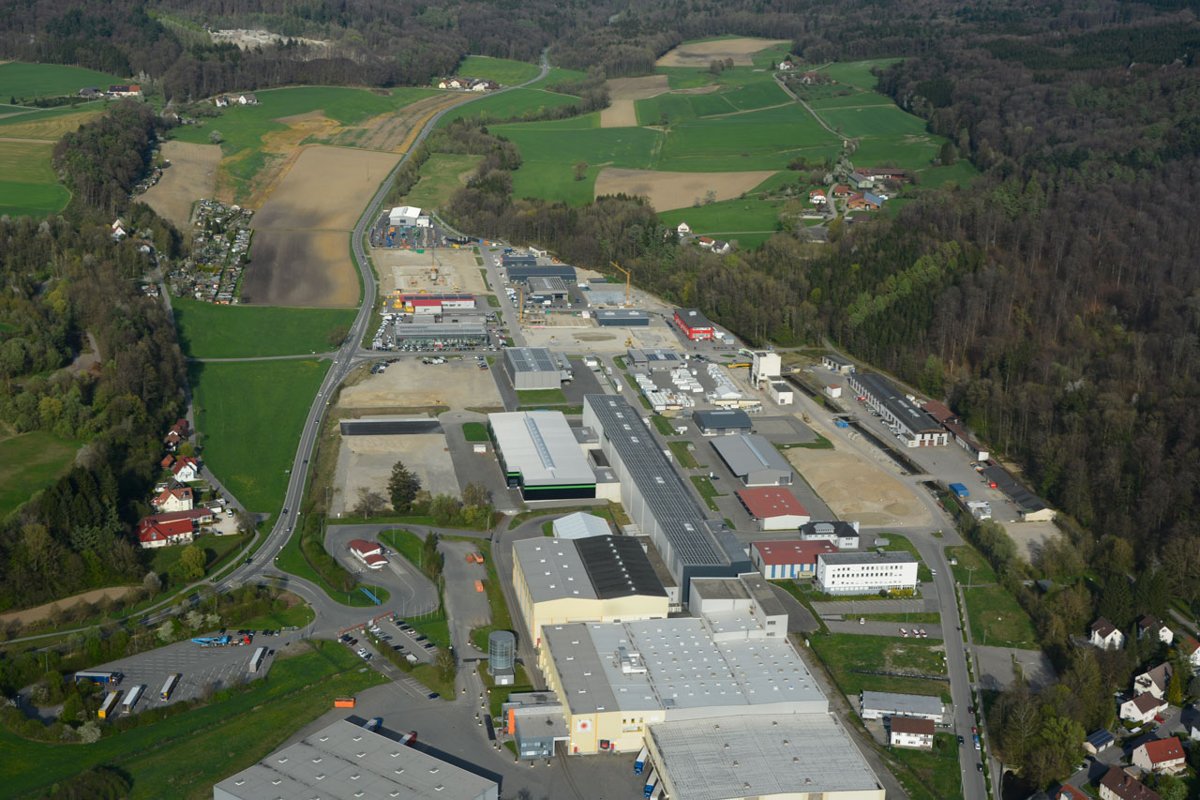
[627,348,685,371]
[750,351,782,387]
[646,714,884,800]
[693,408,752,436]
[504,347,573,390]
[816,552,919,595]
[750,540,836,579]
[539,602,827,754]
[212,720,498,800]
[800,520,861,550]
[594,309,649,326]
[392,320,488,347]
[388,205,422,226]
[688,573,789,637]
[551,511,612,539]
[710,434,795,487]
[527,276,570,302]
[822,354,856,374]
[768,381,794,405]
[391,293,476,314]
[846,372,949,447]
[981,464,1056,522]
[583,395,750,599]
[859,691,945,722]
[500,252,536,267]
[673,308,715,341]
[513,535,668,644]
[501,693,570,760]
[489,410,595,500]
[737,487,810,530]
[504,263,576,283]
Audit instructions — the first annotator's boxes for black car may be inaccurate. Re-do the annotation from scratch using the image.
[957,735,965,745]
[976,763,984,772]
[427,692,440,700]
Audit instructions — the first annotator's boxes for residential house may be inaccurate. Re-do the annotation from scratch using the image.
[214,95,229,107]
[1137,615,1173,645]
[1180,635,1200,669]
[1056,787,1090,800]
[108,84,142,97]
[439,77,467,89]
[111,218,127,240]
[1133,663,1173,700]
[831,184,851,198]
[1099,768,1161,800]
[697,236,715,249]
[1132,737,1186,775]
[137,516,194,549]
[163,417,190,450]
[809,189,827,205]
[78,87,101,99]
[676,221,691,237]
[1090,617,1125,650]
[712,240,731,255]
[469,79,499,92]
[1120,692,1167,725]
[777,60,795,71]
[847,193,869,211]
[236,93,258,105]
[798,71,821,85]
[864,191,885,209]
[152,486,194,514]
[888,717,934,750]
[171,456,201,483]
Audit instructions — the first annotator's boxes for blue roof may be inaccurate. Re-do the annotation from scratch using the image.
[1086,729,1114,747]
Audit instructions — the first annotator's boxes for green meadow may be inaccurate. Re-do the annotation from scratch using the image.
[454,55,541,86]
[190,359,328,514]
[0,62,123,99]
[0,139,70,216]
[402,152,484,210]
[436,86,581,127]
[0,431,81,519]
[173,298,357,359]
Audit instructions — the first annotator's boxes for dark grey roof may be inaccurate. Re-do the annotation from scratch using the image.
[506,264,576,282]
[501,254,537,266]
[674,307,713,328]
[1087,729,1115,747]
[852,372,942,434]
[505,347,567,373]
[693,409,752,431]
[981,465,1048,513]
[575,536,666,599]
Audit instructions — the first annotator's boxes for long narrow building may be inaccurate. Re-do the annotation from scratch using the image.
[582,395,749,598]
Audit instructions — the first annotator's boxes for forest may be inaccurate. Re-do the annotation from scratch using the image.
[0,103,187,611]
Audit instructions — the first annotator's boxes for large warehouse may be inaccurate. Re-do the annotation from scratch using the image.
[693,408,752,436]
[504,347,573,390]
[388,205,422,226]
[594,309,649,326]
[816,551,919,595]
[846,372,949,447]
[736,486,810,530]
[673,307,715,341]
[505,263,577,283]
[513,534,668,644]
[860,690,945,722]
[710,434,795,487]
[583,395,750,599]
[540,602,828,754]
[213,720,498,800]
[489,410,595,499]
[750,540,836,579]
[646,714,885,800]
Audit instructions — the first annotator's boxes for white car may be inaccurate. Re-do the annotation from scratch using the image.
[356,647,370,659]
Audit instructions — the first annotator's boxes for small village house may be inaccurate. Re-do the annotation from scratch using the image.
[1131,737,1186,775]
[1089,617,1125,650]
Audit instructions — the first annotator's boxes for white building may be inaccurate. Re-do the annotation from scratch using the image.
[389,205,423,226]
[768,381,794,405]
[489,410,596,501]
[551,511,612,539]
[821,354,855,375]
[815,552,919,595]
[750,351,781,388]
[1137,615,1173,645]
[847,371,949,447]
[1090,618,1125,650]
[676,222,691,237]
[1132,737,1186,775]
[860,691,945,723]
[1133,663,1172,700]
[888,716,935,750]
[1120,692,1167,725]
[348,539,387,569]
[801,520,861,550]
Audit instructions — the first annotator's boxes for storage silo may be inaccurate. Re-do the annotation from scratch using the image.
[488,630,516,684]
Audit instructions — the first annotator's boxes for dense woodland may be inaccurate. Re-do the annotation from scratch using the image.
[0,103,186,611]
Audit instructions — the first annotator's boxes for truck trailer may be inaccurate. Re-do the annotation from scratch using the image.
[634,746,648,775]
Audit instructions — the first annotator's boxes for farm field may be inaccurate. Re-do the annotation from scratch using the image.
[436,87,580,127]
[818,59,903,90]
[0,641,384,799]
[947,545,1039,648]
[0,62,122,99]
[655,104,842,171]
[0,430,80,519]
[0,141,70,215]
[602,75,669,128]
[190,359,328,513]
[454,55,541,86]
[139,140,220,231]
[656,37,791,67]
[657,190,788,242]
[402,152,483,211]
[527,66,588,89]
[594,167,776,211]
[809,632,951,701]
[173,298,356,358]
[0,105,103,139]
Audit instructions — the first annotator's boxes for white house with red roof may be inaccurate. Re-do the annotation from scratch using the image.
[888,716,934,750]
[1120,692,1168,725]
[1179,635,1200,668]
[1099,767,1161,800]
[737,487,811,530]
[136,510,212,549]
[750,539,836,580]
[1132,736,1186,775]
[348,539,388,570]
[152,485,194,514]
[171,456,201,482]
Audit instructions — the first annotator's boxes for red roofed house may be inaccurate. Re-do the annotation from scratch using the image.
[171,456,201,482]
[697,236,715,249]
[1180,634,1200,668]
[163,418,190,449]
[136,509,214,549]
[738,487,811,531]
[1057,786,1090,800]
[152,485,194,513]
[160,455,174,469]
[831,184,851,198]
[809,190,827,205]
[751,539,836,579]
[1120,691,1167,725]
[1133,737,1186,775]
[348,539,388,570]
[888,716,934,750]
[1100,767,1161,800]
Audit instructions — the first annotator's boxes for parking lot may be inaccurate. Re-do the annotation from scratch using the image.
[90,631,291,715]
[360,615,439,664]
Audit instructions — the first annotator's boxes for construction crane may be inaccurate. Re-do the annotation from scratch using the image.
[610,261,632,307]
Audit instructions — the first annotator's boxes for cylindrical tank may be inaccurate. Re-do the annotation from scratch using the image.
[488,630,516,675]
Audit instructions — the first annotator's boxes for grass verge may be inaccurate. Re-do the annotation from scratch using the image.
[808,632,951,701]
[947,545,1038,648]
[884,732,964,800]
[462,421,490,442]
[690,475,723,511]
[668,440,702,468]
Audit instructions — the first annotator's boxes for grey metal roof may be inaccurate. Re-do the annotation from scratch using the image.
[710,434,794,478]
[528,276,569,294]
[860,691,944,717]
[818,551,917,566]
[489,411,594,487]
[212,720,497,800]
[627,348,684,366]
[504,347,566,374]
[583,395,736,569]
[575,535,666,600]
[674,307,713,329]
[514,538,598,603]
[981,465,1048,513]
[393,321,487,338]
[850,372,942,433]
[649,714,883,800]
[800,521,860,541]
[693,409,752,431]
[594,309,649,323]
[506,264,576,282]
[552,512,612,540]
[543,616,826,716]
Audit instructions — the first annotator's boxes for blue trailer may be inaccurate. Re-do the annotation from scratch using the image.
[835,419,850,429]
[949,482,970,499]
[643,768,658,798]
[634,746,648,775]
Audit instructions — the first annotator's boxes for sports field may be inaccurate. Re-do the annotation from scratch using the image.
[0,641,384,799]
[190,359,328,513]
[0,430,80,518]
[173,298,357,358]
[0,62,122,99]
[454,55,541,86]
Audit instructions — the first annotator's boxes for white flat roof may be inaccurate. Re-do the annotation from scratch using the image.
[389,205,422,217]
[552,511,612,540]
[489,411,595,487]
[212,720,496,800]
[650,714,884,800]
[514,537,598,603]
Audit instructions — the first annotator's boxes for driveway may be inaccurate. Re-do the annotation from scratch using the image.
[439,539,492,659]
